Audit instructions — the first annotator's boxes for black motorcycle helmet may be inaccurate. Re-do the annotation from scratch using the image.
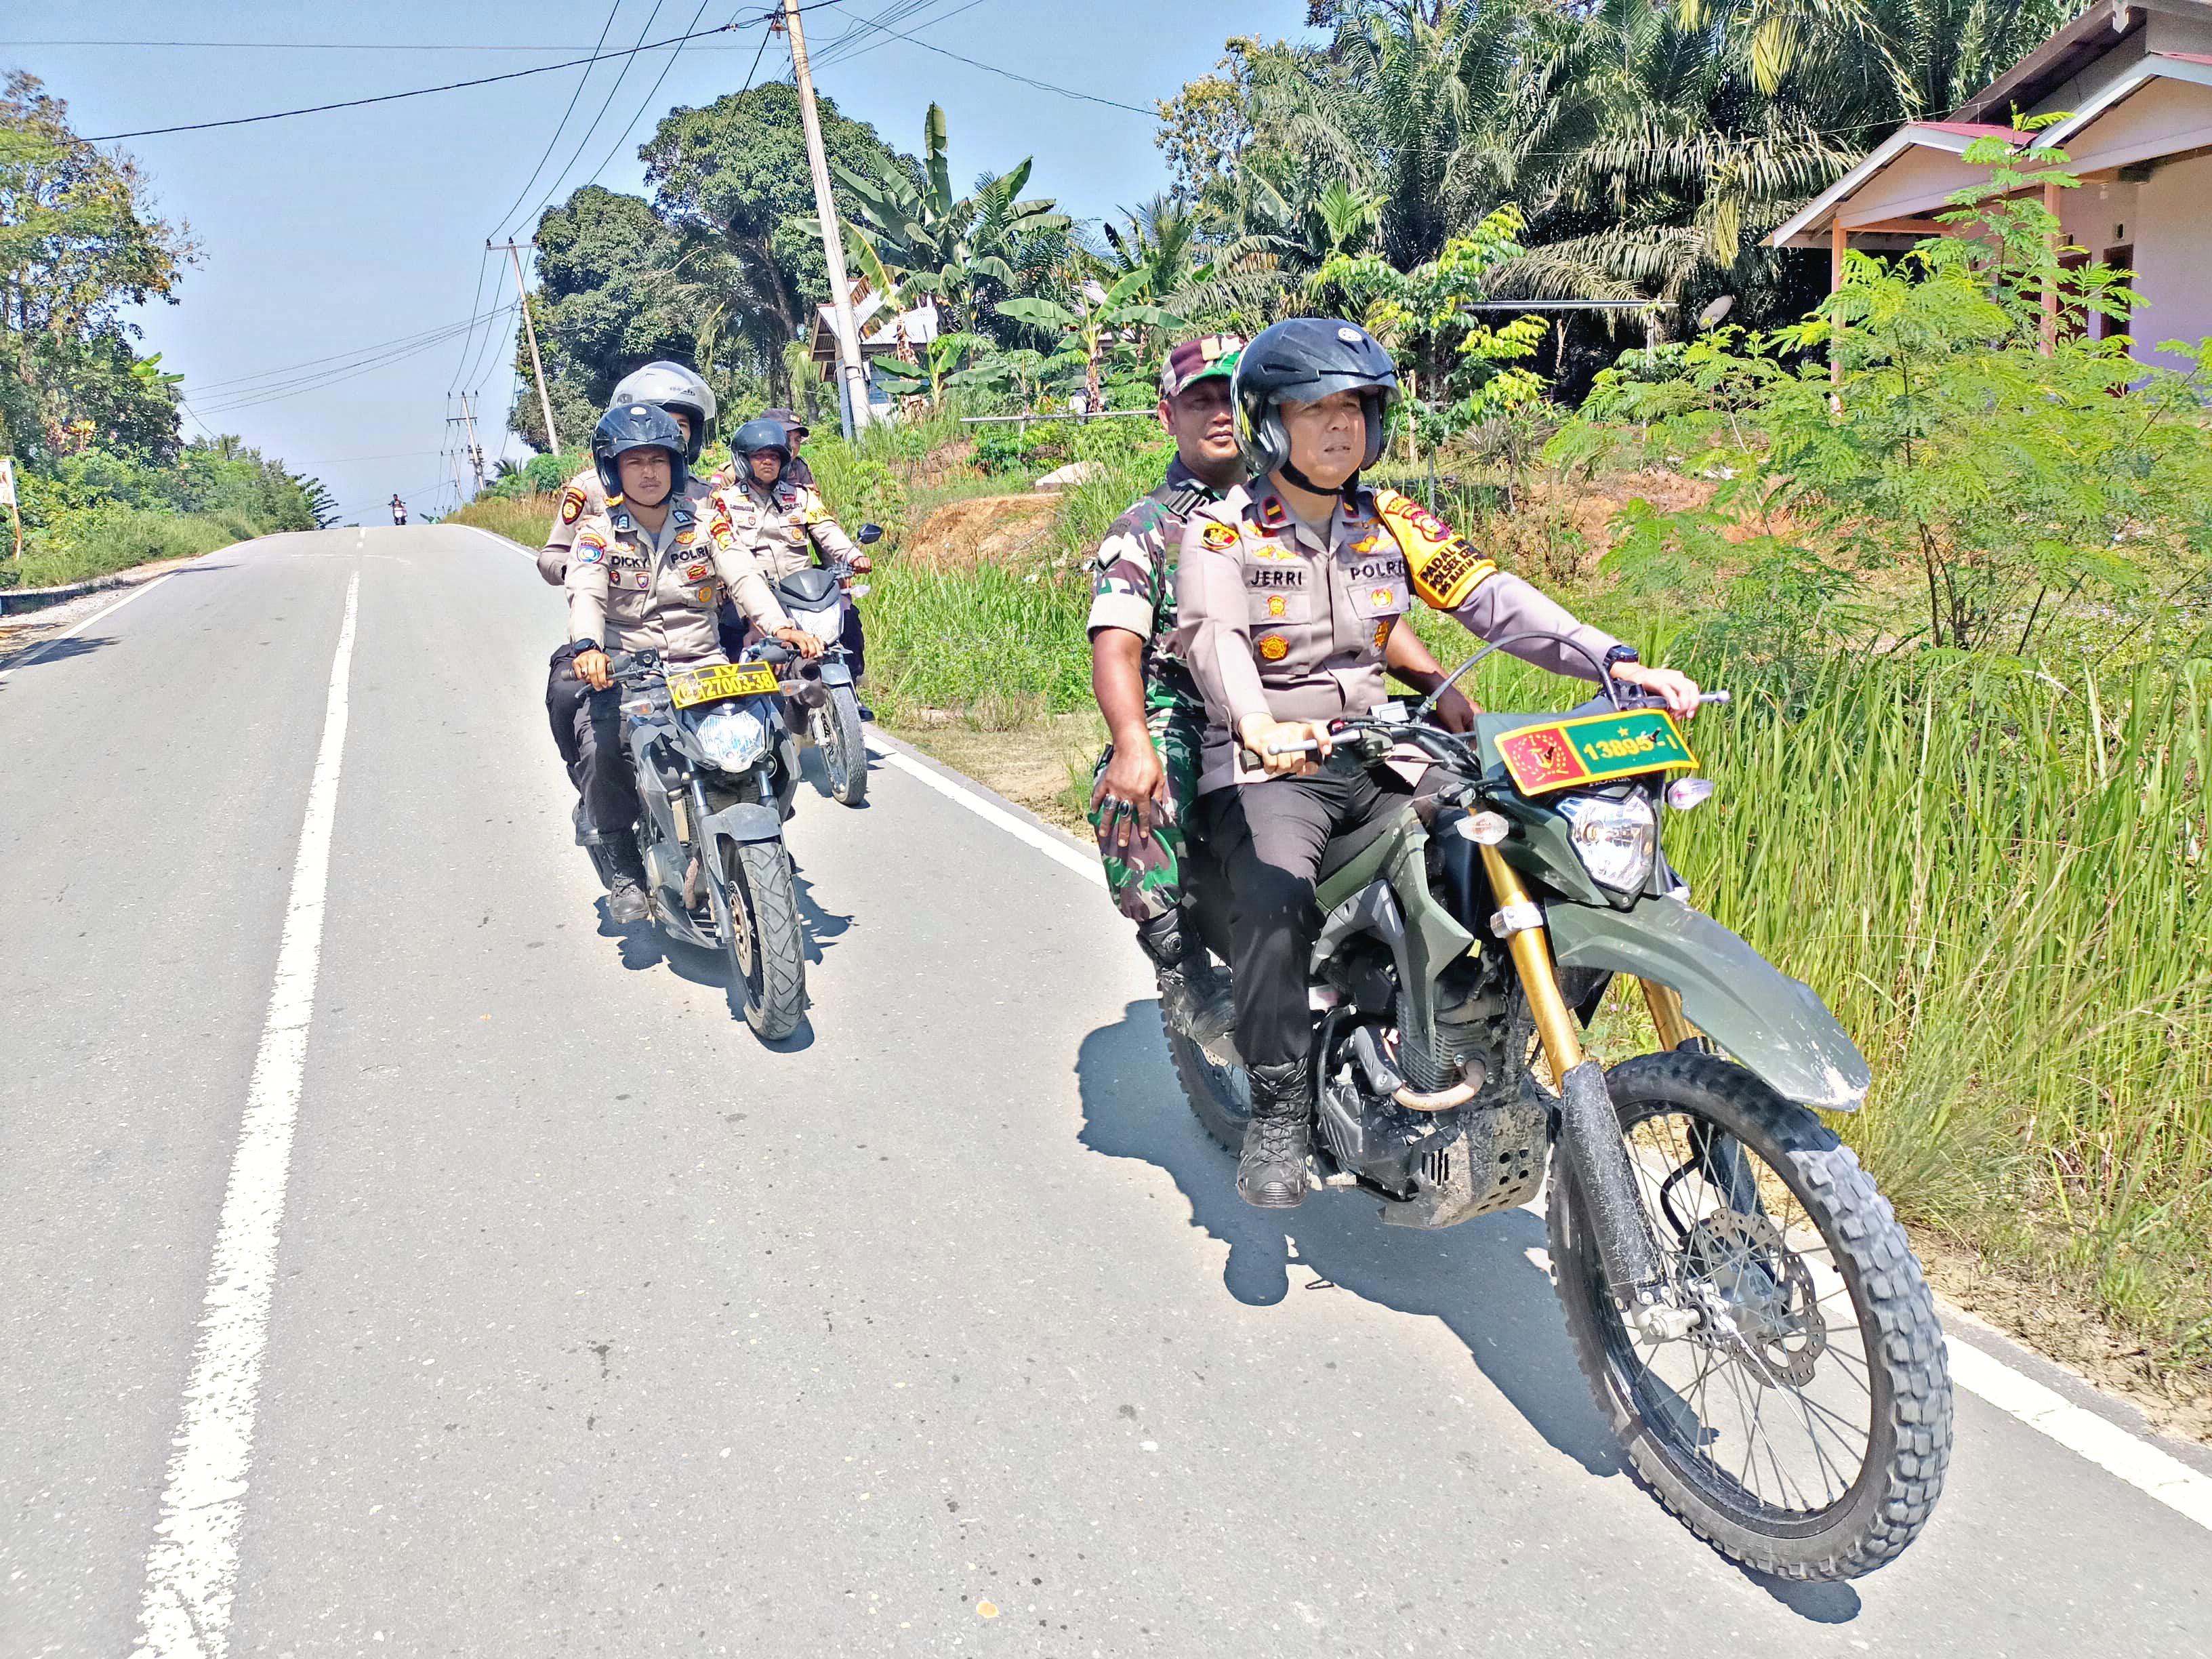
[1232,317,1400,489]
[731,415,793,484]
[592,403,690,502]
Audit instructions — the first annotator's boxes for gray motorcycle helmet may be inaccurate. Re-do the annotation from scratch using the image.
[607,361,717,463]
[1232,317,1400,485]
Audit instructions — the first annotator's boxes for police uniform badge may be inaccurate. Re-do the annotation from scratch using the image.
[558,487,586,525]
[573,532,607,565]
[1200,523,1239,551]
[1265,594,1287,618]
[1256,633,1290,662]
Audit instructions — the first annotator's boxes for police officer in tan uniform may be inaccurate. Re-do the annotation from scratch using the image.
[1179,319,1701,1208]
[565,403,822,922]
[539,362,719,586]
[717,416,872,675]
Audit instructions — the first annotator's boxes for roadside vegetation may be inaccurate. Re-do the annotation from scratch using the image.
[0,75,331,592]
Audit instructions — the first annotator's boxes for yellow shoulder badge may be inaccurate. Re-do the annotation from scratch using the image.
[559,487,586,525]
[1200,522,1240,552]
[1373,488,1496,610]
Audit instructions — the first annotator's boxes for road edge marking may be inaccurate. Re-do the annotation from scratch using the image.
[864,720,2212,1533]
[2,571,179,671]
[131,569,362,1658]
[863,729,1104,888]
[1944,1335,2212,1530]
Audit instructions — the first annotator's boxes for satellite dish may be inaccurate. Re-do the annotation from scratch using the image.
[1697,295,1736,330]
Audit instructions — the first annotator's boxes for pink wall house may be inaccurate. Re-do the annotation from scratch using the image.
[1767,0,2212,370]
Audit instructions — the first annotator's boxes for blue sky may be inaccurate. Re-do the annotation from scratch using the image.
[7,1,1316,523]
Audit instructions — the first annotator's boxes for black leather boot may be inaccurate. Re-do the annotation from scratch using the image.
[1138,913,1239,1063]
[605,838,650,924]
[1237,1059,1312,1209]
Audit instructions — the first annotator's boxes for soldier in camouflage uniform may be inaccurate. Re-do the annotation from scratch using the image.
[1087,335,1247,1042]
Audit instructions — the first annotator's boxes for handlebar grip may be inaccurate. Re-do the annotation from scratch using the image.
[1698,689,1732,705]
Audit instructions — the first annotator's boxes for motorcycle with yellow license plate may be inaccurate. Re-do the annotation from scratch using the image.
[1170,634,1952,1580]
[591,642,808,1039]
[770,521,880,807]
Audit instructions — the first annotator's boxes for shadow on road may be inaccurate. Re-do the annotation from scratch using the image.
[594,856,855,1053]
[0,633,118,674]
[1073,996,1864,1626]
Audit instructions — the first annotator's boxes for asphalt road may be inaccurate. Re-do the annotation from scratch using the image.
[2,525,2205,1658]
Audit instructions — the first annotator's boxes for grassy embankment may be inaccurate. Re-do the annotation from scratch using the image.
[4,506,261,592]
[800,413,2212,1407]
[450,423,2210,1397]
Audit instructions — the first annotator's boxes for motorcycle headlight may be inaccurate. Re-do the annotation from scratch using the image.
[691,704,771,773]
[1557,793,1658,893]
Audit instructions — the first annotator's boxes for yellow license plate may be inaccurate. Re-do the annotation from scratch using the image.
[668,661,778,708]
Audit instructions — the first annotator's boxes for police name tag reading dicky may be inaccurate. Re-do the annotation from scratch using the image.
[668,661,778,708]
[1495,709,1695,795]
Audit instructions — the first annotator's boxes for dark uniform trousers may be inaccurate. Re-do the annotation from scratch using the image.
[1194,768,1415,1069]
[546,642,637,845]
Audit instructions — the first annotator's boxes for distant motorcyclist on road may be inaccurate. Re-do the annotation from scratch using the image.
[390,495,407,526]
[715,416,870,680]
[1176,319,1700,1208]
[564,403,823,922]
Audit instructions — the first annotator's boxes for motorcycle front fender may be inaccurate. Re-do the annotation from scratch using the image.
[700,800,784,846]
[1545,895,1870,1110]
[815,658,853,687]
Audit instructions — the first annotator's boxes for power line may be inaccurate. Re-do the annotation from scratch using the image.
[484,0,628,243]
[567,0,724,201]
[516,0,674,228]
[79,17,757,142]
[816,1,1154,115]
[192,304,516,396]
[192,309,514,416]
[811,0,983,72]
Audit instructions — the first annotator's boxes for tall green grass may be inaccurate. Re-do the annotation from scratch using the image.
[447,492,560,548]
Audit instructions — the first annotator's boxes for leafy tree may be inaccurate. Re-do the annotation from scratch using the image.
[836,102,1071,332]
[1552,151,2212,657]
[1,71,199,464]
[997,271,1184,414]
[642,82,908,405]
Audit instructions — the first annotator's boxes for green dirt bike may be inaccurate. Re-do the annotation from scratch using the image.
[1168,635,1952,1582]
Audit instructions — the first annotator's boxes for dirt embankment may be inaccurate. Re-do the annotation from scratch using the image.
[901,494,1062,573]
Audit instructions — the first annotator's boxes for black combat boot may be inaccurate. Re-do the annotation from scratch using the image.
[1137,914,1237,1058]
[605,838,650,925]
[1237,1059,1313,1209]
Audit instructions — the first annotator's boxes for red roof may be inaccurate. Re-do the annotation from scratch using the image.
[2154,50,2212,66]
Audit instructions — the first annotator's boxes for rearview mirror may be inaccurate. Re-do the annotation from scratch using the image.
[857,523,884,545]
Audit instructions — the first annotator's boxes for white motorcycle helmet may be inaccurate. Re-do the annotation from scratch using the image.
[607,361,717,463]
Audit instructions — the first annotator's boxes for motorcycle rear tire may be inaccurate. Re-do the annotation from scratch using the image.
[723,839,807,1040]
[1548,1050,1951,1581]
[822,682,867,807]
[1166,1023,1250,1153]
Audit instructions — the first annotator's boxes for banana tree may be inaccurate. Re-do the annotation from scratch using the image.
[995,270,1183,414]
[836,104,1071,331]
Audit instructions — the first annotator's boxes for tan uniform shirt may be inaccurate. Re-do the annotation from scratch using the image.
[1177,481,1623,792]
[540,470,718,587]
[715,476,859,583]
[564,499,791,665]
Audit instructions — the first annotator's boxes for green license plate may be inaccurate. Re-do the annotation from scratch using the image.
[668,661,778,708]
[1496,708,1696,796]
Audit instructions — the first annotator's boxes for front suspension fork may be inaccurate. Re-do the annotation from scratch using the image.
[1476,846,1673,1318]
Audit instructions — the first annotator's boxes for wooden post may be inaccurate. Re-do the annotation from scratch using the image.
[1830,217,1848,384]
[2041,178,2063,355]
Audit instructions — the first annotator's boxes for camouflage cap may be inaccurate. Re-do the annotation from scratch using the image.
[1159,333,1245,401]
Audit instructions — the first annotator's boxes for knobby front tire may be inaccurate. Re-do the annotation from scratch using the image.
[724,839,807,1040]
[1547,1050,1952,1581]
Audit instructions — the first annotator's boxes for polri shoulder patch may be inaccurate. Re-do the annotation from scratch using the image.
[1200,522,1240,552]
[559,487,586,525]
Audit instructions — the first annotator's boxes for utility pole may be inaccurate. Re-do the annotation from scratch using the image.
[491,239,563,455]
[457,392,487,494]
[779,0,871,438]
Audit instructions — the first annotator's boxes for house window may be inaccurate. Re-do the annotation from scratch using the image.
[2097,244,2133,341]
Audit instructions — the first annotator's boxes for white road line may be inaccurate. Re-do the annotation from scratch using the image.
[1945,1337,2212,1530]
[869,721,2212,1534]
[131,570,362,1659]
[864,731,1105,887]
[3,571,180,670]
